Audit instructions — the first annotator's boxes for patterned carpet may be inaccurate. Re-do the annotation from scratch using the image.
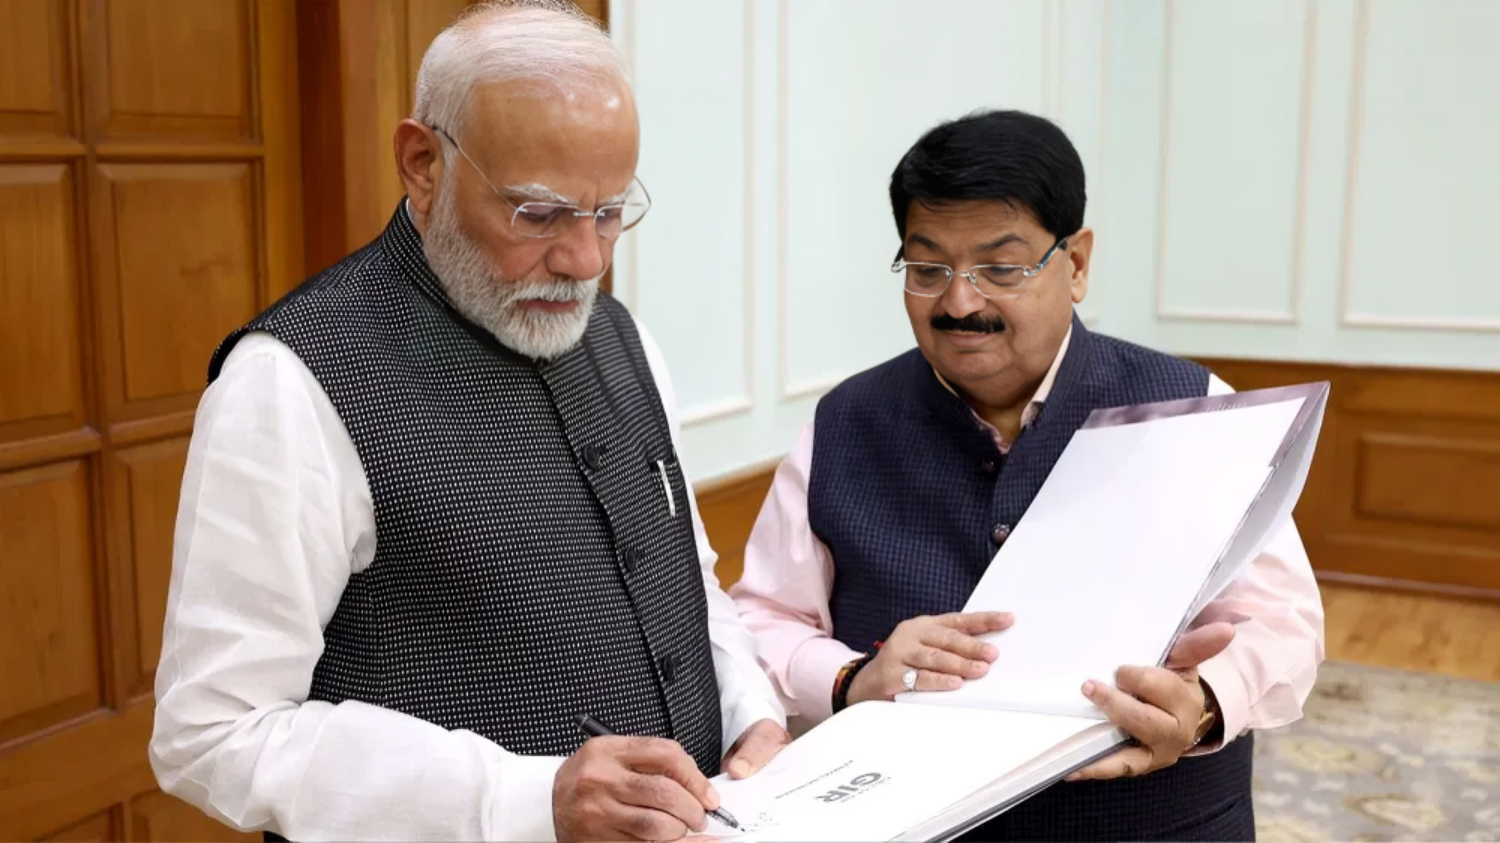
[1252,660,1500,841]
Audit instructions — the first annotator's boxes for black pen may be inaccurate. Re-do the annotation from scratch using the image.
[575,714,741,831]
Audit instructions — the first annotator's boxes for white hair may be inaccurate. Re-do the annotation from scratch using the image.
[412,0,628,141]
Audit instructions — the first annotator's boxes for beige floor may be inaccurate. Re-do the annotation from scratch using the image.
[1321,581,1500,682]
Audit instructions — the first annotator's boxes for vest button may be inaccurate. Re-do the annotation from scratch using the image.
[621,546,640,573]
[659,654,677,684]
[981,459,998,476]
[581,443,603,470]
[991,523,1011,547]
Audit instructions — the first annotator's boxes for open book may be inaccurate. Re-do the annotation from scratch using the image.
[703,382,1330,842]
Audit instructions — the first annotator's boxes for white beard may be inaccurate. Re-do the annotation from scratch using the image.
[422,179,599,361]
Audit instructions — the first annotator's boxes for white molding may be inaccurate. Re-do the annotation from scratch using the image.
[1153,0,1314,327]
[782,375,845,403]
[619,0,639,312]
[1335,0,1500,334]
[1043,0,1058,117]
[773,0,821,402]
[685,0,758,426]
[1155,309,1297,325]
[681,396,755,426]
[1340,313,1500,333]
[1075,0,1109,327]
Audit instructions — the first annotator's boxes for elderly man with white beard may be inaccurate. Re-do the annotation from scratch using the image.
[148,2,788,841]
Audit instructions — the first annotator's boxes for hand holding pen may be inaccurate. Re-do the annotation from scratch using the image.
[552,714,737,841]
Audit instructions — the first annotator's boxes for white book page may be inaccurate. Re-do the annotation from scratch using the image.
[899,399,1305,717]
[1188,394,1325,616]
[702,702,1100,842]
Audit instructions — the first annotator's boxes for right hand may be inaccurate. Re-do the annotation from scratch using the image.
[846,611,1014,706]
[553,735,721,842]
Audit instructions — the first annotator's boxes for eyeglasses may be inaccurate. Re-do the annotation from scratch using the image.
[431,125,651,240]
[892,236,1069,299]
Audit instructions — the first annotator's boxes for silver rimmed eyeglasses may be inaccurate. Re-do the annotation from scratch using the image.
[892,236,1069,299]
[431,125,651,240]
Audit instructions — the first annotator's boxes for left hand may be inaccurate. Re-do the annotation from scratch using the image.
[1066,622,1234,782]
[722,718,789,780]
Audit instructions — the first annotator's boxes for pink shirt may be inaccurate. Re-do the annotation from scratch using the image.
[729,334,1325,749]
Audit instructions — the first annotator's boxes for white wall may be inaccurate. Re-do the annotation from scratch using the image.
[611,0,1500,483]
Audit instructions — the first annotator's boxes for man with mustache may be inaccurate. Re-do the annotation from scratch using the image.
[149,2,786,841]
[731,109,1324,840]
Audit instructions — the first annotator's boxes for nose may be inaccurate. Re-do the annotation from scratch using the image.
[545,214,609,281]
[940,271,988,318]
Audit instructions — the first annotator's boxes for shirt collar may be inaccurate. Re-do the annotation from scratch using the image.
[931,323,1073,452]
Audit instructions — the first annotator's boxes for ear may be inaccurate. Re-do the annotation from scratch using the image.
[394,119,444,219]
[1065,227,1094,305]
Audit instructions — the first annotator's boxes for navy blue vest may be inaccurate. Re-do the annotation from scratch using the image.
[808,314,1256,841]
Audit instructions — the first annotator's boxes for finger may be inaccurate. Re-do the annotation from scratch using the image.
[911,668,963,692]
[1165,622,1234,670]
[611,803,692,842]
[619,737,720,810]
[724,725,786,779]
[1065,746,1155,782]
[933,611,1015,637]
[1082,679,1177,744]
[1115,666,1192,707]
[907,644,990,679]
[616,771,707,834]
[920,626,1000,665]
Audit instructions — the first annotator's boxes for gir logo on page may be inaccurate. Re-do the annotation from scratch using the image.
[815,772,887,804]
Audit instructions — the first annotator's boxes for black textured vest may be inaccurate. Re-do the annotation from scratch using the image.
[809,316,1257,841]
[208,205,722,778]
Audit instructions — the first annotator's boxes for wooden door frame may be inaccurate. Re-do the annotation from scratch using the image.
[295,0,614,292]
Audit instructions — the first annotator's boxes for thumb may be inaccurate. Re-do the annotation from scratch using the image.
[1165,622,1234,670]
[724,721,786,780]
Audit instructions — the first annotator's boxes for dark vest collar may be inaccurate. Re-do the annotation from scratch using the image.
[378,198,454,310]
[374,199,547,367]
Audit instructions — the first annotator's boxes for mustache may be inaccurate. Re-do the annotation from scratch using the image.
[930,312,1008,334]
[505,276,598,302]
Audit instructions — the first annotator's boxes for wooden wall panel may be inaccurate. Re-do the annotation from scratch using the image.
[98,163,258,408]
[0,164,85,444]
[0,0,73,138]
[0,0,304,838]
[696,459,778,588]
[0,461,102,746]
[94,0,253,140]
[129,789,254,842]
[1355,432,1500,531]
[297,0,612,280]
[113,438,191,700]
[45,808,119,841]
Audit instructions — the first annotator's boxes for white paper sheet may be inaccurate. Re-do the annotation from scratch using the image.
[898,398,1307,717]
[701,702,1101,842]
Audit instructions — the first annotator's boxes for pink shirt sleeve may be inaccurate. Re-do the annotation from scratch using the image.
[728,424,857,726]
[1190,374,1326,750]
[1191,518,1325,750]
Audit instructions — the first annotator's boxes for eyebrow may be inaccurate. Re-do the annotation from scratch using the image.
[503,183,631,206]
[905,232,1030,255]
